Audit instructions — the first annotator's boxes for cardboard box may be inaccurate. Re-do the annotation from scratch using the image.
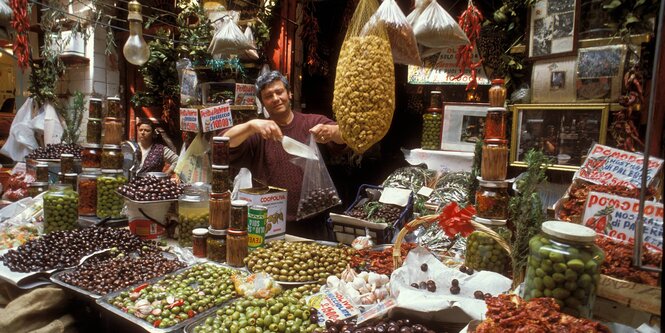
[238,186,287,240]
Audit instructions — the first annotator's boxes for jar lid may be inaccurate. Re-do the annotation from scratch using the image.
[483,138,508,145]
[473,216,507,226]
[231,200,249,207]
[212,164,229,169]
[105,117,122,121]
[487,107,507,113]
[541,221,596,243]
[36,162,49,167]
[491,78,505,85]
[82,143,102,149]
[88,117,102,122]
[29,182,49,187]
[60,153,74,158]
[211,192,230,199]
[208,227,228,236]
[102,144,121,150]
[193,228,209,236]
[101,169,124,174]
[227,229,247,236]
[80,171,102,178]
[213,136,230,142]
[477,177,510,188]
[64,173,78,177]
[107,96,120,101]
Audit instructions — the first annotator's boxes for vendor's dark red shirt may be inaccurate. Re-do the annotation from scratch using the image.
[225,112,337,222]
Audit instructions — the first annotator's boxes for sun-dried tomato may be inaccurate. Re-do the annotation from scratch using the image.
[349,242,416,275]
[595,236,661,286]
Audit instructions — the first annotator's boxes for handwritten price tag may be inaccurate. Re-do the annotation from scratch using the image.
[200,103,233,132]
[179,108,200,132]
[576,144,664,189]
[407,48,490,85]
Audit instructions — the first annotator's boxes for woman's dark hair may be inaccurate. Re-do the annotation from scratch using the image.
[137,118,156,130]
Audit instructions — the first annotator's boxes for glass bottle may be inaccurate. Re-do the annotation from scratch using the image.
[178,184,210,246]
[78,170,101,216]
[421,91,443,150]
[523,221,604,318]
[488,79,507,107]
[485,107,507,140]
[207,227,227,262]
[43,183,79,233]
[211,165,231,193]
[60,153,75,174]
[481,139,509,181]
[28,182,49,197]
[212,136,230,165]
[465,216,511,275]
[35,162,50,183]
[89,98,103,119]
[97,169,127,219]
[87,118,103,144]
[106,97,123,118]
[230,200,248,231]
[103,117,124,145]
[192,228,208,258]
[101,145,123,169]
[81,143,102,169]
[226,229,248,267]
[210,192,230,230]
[475,178,510,220]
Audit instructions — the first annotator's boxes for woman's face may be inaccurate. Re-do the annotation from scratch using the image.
[137,124,154,145]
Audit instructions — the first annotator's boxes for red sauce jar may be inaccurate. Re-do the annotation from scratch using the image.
[485,107,507,140]
[81,143,102,169]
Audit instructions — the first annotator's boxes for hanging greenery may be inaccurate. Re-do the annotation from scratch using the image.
[131,29,180,108]
[58,91,86,144]
[176,0,212,64]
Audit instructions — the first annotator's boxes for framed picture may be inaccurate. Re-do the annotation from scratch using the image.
[531,56,577,103]
[441,103,489,152]
[510,103,609,171]
[528,0,580,60]
[576,45,628,102]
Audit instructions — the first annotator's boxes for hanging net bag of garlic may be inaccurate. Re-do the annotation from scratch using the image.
[333,0,395,154]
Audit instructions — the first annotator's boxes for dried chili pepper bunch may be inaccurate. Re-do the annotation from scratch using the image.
[453,0,484,91]
[610,65,646,152]
[10,0,31,70]
[350,242,417,275]
[559,181,656,221]
[595,236,661,286]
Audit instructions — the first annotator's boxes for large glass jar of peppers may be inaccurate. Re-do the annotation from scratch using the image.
[178,185,210,246]
[465,216,511,275]
[43,184,79,233]
[475,178,510,220]
[96,170,127,219]
[78,170,101,216]
[421,91,443,150]
[523,221,604,318]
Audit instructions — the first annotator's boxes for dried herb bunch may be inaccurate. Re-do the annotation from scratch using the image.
[509,149,549,288]
[58,91,86,144]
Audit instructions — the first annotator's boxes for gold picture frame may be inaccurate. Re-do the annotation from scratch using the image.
[510,103,609,171]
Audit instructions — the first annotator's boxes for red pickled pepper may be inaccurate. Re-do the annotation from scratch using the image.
[10,0,31,70]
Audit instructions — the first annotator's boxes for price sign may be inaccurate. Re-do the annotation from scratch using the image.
[179,108,200,132]
[576,144,664,189]
[407,48,490,85]
[200,103,233,132]
[235,83,257,105]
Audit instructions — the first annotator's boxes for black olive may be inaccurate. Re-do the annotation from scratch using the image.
[450,286,461,295]
[420,263,428,272]
[451,279,459,287]
[474,291,484,299]
[419,281,427,289]
[410,283,419,288]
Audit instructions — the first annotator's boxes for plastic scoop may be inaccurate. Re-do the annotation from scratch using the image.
[281,136,319,160]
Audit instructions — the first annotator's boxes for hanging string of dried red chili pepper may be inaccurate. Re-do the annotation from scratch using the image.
[10,0,31,70]
[299,0,325,75]
[452,0,483,91]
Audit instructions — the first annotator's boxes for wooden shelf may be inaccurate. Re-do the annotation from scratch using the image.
[597,274,661,315]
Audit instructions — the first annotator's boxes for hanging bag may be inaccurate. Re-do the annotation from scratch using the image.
[362,0,421,65]
[412,0,469,49]
[208,14,254,56]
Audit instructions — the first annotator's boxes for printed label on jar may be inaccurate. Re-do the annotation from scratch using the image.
[247,205,267,249]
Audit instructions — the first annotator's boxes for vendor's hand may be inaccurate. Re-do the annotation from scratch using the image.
[251,119,283,141]
[310,124,344,144]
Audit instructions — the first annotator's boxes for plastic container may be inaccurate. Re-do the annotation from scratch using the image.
[464,217,511,275]
[60,153,75,174]
[485,107,507,140]
[226,229,248,267]
[421,91,443,150]
[211,165,230,193]
[523,221,604,318]
[103,117,124,145]
[87,118,102,144]
[78,171,101,216]
[178,185,210,246]
[212,136,230,165]
[488,79,507,107]
[230,200,248,231]
[101,145,123,169]
[207,228,227,262]
[28,182,48,197]
[106,97,123,118]
[481,139,508,181]
[89,98,103,118]
[81,143,102,169]
[192,228,208,258]
[209,192,230,230]
[125,200,171,240]
[43,183,79,233]
[475,178,510,220]
[96,169,127,219]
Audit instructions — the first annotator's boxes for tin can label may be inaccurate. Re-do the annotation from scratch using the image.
[247,205,268,249]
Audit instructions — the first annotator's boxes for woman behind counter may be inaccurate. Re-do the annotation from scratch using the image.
[136,119,179,174]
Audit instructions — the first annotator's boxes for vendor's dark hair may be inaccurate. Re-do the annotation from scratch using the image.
[256,71,290,102]
[137,118,156,130]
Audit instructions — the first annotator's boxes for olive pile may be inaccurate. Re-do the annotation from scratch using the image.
[27,143,82,160]
[191,290,320,333]
[297,188,341,220]
[421,112,442,150]
[348,203,402,225]
[108,264,240,329]
[0,228,148,272]
[178,212,209,246]
[245,241,353,283]
[323,318,438,333]
[465,231,509,274]
[43,186,79,233]
[410,280,436,292]
[97,173,127,218]
[60,249,186,295]
[118,176,183,201]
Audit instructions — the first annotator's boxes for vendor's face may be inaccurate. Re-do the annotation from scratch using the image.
[260,80,291,117]
[137,124,153,144]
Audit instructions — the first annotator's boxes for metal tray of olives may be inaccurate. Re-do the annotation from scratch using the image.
[117,192,179,204]
[50,269,103,300]
[95,262,245,333]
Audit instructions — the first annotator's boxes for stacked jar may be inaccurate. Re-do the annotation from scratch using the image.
[421,90,443,150]
[97,169,127,219]
[87,98,103,144]
[179,184,210,247]
[102,97,125,146]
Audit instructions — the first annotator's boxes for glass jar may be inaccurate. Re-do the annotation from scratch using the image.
[101,145,123,169]
[485,107,507,140]
[475,178,510,219]
[178,185,210,246]
[106,97,123,118]
[210,192,230,230]
[523,221,604,318]
[103,117,124,145]
[78,171,100,216]
[230,200,248,231]
[87,118,102,144]
[60,153,75,174]
[28,182,49,197]
[212,136,230,165]
[421,91,443,150]
[465,216,511,275]
[43,183,79,233]
[97,169,127,219]
[488,79,507,107]
[192,228,208,258]
[481,139,508,181]
[207,227,227,262]
[211,165,230,193]
[226,229,248,267]
[35,162,50,183]
[81,143,102,169]
[62,173,78,189]
[89,98,103,118]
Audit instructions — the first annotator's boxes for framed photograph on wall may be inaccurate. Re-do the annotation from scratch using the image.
[441,103,489,151]
[575,45,628,102]
[510,103,609,171]
[528,0,580,60]
[531,56,577,103]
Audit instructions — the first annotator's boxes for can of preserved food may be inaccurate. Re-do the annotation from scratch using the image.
[89,98,103,119]
[60,153,75,174]
[101,145,123,169]
[103,117,124,145]
[81,143,102,169]
[35,162,50,183]
[523,221,604,318]
[210,192,230,230]
[488,79,507,107]
[211,165,231,193]
[87,118,102,144]
[43,183,79,233]
[247,205,267,250]
[192,228,208,258]
[106,97,123,118]
[475,178,510,220]
[465,216,511,275]
[481,139,508,181]
[178,184,210,246]
[212,136,230,165]
[226,229,248,267]
[28,182,49,197]
[485,107,507,140]
[230,200,248,231]
[207,227,227,262]
[78,170,101,216]
[97,169,127,219]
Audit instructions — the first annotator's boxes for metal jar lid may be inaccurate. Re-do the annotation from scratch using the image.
[473,216,508,226]
[102,144,121,150]
[231,200,249,207]
[213,136,230,142]
[477,177,510,188]
[82,143,103,149]
[541,221,596,243]
[486,107,507,113]
[212,165,230,170]
[29,182,49,187]
[208,227,228,236]
[101,169,124,174]
[193,228,209,236]
[227,229,247,236]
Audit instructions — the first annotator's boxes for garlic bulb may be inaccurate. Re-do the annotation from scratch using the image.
[378,274,390,286]
[367,272,381,286]
[358,285,370,294]
[358,271,369,282]
[351,276,365,290]
[341,265,358,283]
[347,288,361,303]
[373,287,389,301]
[327,275,340,289]
[360,293,377,305]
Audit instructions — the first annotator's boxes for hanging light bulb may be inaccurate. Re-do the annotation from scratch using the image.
[123,0,150,66]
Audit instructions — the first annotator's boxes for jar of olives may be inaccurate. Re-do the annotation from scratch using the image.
[211,165,230,193]
[101,145,123,169]
[523,221,604,318]
[207,227,227,262]
[475,178,510,219]
[465,217,511,275]
[421,91,443,150]
[43,183,79,233]
[230,200,248,231]
[97,169,127,219]
[28,182,48,197]
[81,143,102,169]
[62,173,78,189]
[87,118,102,144]
[178,185,210,246]
[192,228,208,258]
[227,229,248,267]
[60,153,75,174]
[78,170,101,216]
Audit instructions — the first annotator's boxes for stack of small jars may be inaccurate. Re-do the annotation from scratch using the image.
[465,79,512,275]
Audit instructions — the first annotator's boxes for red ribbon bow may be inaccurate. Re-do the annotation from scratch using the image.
[437,202,476,238]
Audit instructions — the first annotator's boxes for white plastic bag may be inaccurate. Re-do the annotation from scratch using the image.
[232,167,253,200]
[242,27,260,60]
[0,98,39,161]
[43,102,64,145]
[406,0,432,26]
[412,0,469,49]
[208,15,254,56]
[362,0,421,65]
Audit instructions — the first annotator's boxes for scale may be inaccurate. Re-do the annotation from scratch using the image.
[121,140,140,182]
